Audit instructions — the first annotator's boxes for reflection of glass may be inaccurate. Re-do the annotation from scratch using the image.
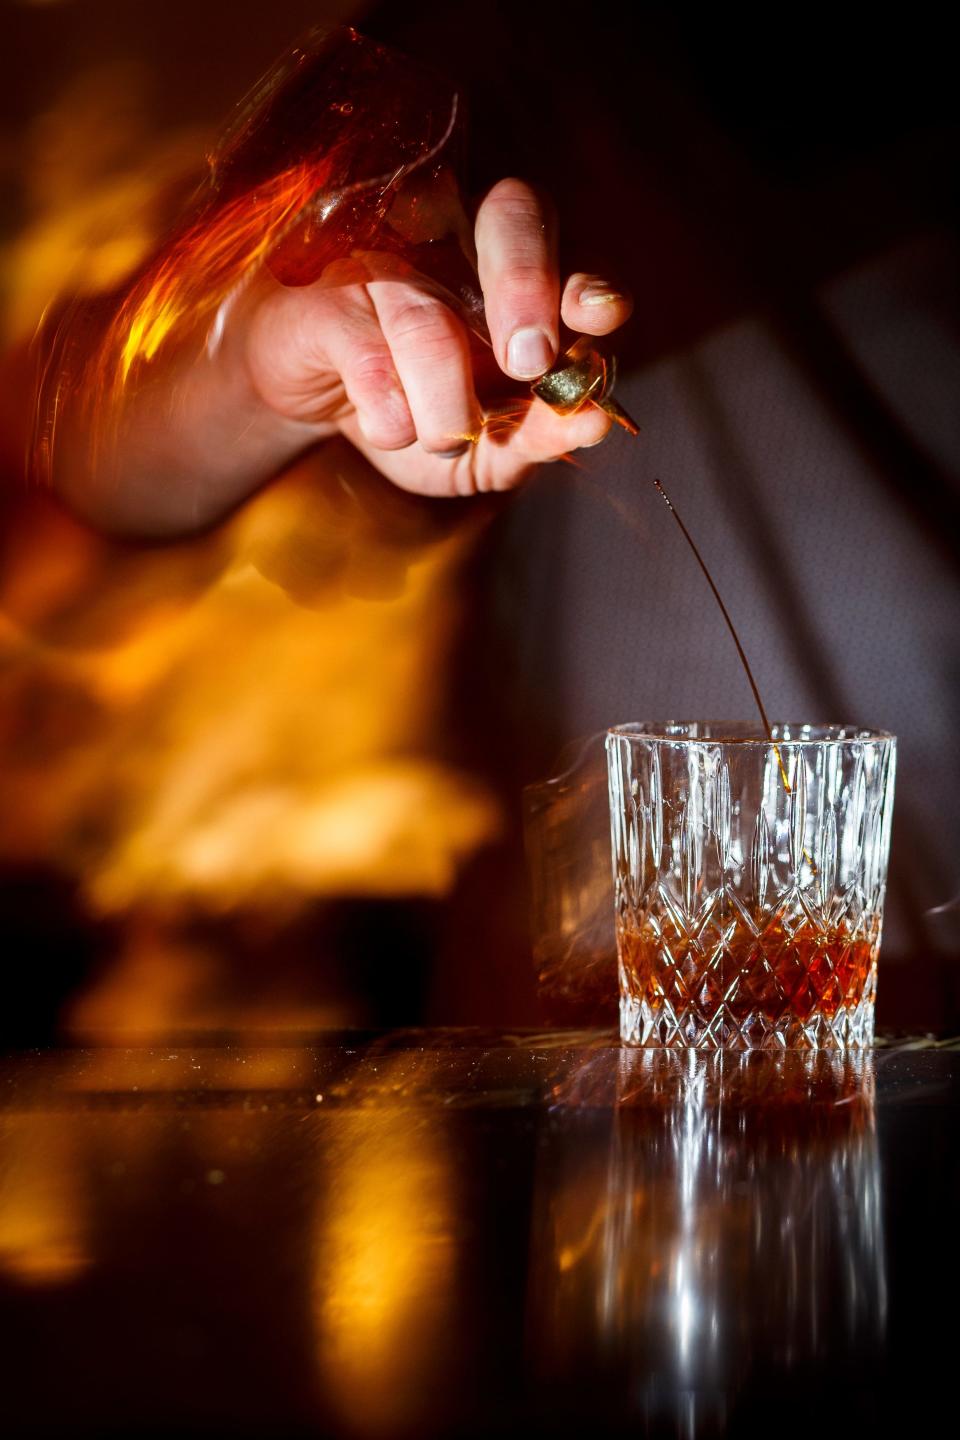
[607,723,896,1047]
[530,1050,885,1433]
[523,734,617,1024]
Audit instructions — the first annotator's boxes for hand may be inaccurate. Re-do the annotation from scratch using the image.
[244,178,633,498]
[51,178,632,535]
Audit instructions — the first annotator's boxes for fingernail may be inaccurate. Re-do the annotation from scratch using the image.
[579,286,624,307]
[430,443,469,459]
[507,326,553,379]
[580,428,612,448]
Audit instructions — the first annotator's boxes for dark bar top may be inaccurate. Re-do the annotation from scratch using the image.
[1,1030,956,1437]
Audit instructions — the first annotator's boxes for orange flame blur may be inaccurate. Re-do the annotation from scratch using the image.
[110,159,334,390]
[313,1069,457,1433]
[0,1114,92,1288]
[2,63,502,1038]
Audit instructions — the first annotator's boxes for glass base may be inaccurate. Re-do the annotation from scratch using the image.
[620,990,877,1050]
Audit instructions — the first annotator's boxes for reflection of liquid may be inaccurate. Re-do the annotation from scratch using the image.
[531,1050,886,1434]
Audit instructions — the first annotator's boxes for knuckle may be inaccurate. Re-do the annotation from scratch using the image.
[498,260,553,299]
[388,297,459,357]
[350,347,398,390]
[358,410,415,451]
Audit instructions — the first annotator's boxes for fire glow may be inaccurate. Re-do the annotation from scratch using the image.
[113,158,336,388]
[2,60,501,1038]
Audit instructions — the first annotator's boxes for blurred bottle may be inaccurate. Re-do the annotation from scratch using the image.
[522,733,618,1026]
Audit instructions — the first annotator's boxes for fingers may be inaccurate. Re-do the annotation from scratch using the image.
[255,279,418,450]
[326,300,417,451]
[561,272,634,335]
[342,395,614,501]
[249,218,633,492]
[475,178,559,381]
[475,399,613,490]
[368,280,481,455]
[256,272,481,457]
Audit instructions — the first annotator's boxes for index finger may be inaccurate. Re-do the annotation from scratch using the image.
[475,178,559,382]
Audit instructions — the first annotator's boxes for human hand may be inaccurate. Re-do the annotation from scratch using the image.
[245,178,633,498]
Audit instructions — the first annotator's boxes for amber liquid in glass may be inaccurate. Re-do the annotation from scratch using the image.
[618,915,879,1027]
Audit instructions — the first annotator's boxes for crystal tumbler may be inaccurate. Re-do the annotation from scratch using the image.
[606,723,896,1048]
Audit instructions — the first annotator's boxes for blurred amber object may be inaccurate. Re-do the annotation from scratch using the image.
[523,735,617,1025]
[243,29,480,316]
[7,29,511,1041]
[99,27,480,407]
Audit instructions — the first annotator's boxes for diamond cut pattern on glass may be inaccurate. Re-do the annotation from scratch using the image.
[608,728,895,1050]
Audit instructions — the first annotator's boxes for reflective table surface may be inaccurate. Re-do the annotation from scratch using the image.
[1,1031,956,1437]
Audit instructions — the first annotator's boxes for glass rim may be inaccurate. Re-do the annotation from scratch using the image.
[606,720,896,747]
